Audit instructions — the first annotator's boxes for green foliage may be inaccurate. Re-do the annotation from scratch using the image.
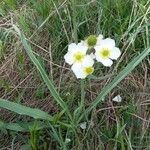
[30,0,53,19]
[18,15,31,35]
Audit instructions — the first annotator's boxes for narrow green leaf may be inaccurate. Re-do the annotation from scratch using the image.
[77,48,149,123]
[4,122,26,132]
[88,48,150,112]
[0,99,52,121]
[0,120,48,132]
[13,25,71,119]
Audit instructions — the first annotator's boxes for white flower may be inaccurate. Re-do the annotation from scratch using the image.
[94,38,121,67]
[64,43,88,65]
[81,34,103,48]
[71,55,94,79]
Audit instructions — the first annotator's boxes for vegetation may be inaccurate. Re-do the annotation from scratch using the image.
[0,0,150,149]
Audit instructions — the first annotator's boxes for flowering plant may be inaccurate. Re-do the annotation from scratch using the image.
[64,34,121,79]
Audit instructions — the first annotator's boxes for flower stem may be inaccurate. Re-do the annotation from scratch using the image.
[79,79,88,123]
[80,79,85,108]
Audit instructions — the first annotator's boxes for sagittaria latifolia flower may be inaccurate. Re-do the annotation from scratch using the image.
[64,43,88,65]
[94,38,121,67]
[64,43,94,79]
[64,35,121,79]
[71,55,94,79]
[81,34,103,48]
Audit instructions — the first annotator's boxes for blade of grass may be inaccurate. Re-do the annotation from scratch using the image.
[12,25,72,121]
[0,120,26,132]
[88,47,150,112]
[0,99,72,131]
[0,98,52,121]
[78,47,150,122]
[0,120,48,132]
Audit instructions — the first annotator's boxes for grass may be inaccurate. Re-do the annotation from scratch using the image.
[0,0,150,149]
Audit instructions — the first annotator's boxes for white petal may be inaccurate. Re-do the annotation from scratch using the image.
[64,52,74,65]
[101,59,113,67]
[94,45,102,52]
[71,63,81,72]
[90,53,96,59]
[67,43,88,64]
[65,138,71,143]
[82,55,94,67]
[110,47,121,60]
[96,34,103,45]
[80,122,87,129]
[112,95,122,102]
[100,38,115,48]
[71,63,86,79]
[95,54,113,67]
[79,40,88,47]
[98,34,104,39]
[68,43,77,52]
[68,42,88,54]
[77,42,88,53]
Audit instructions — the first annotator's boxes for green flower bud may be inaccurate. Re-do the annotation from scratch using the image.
[86,35,97,47]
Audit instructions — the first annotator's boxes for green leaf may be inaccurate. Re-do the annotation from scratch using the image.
[4,122,26,132]
[88,47,150,112]
[0,120,49,132]
[13,25,72,120]
[0,99,52,121]
[78,47,150,123]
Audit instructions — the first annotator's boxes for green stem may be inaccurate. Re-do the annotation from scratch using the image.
[80,79,85,108]
[77,79,88,123]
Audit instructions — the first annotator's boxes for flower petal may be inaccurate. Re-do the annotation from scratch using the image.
[95,54,113,67]
[110,47,121,60]
[96,34,103,45]
[68,43,77,52]
[64,52,74,65]
[80,122,87,129]
[94,45,102,52]
[68,42,88,54]
[100,38,115,48]
[101,59,113,67]
[71,63,86,79]
[82,55,94,67]
[112,95,122,102]
[77,42,88,53]
[90,53,96,59]
[80,40,88,47]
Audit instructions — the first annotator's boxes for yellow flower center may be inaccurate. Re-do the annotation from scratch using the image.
[73,52,85,62]
[99,48,110,59]
[84,67,94,75]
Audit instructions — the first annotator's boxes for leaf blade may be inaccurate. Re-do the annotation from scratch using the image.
[0,99,53,121]
[88,48,150,112]
[13,25,71,119]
